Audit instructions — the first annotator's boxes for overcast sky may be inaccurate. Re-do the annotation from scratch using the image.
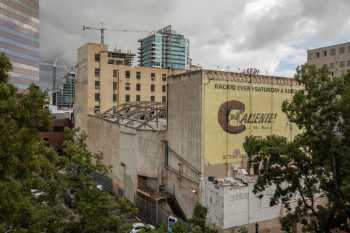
[40,0,350,77]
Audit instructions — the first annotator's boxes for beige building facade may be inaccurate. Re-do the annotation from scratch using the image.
[167,70,302,178]
[307,42,350,77]
[75,43,184,130]
[81,68,302,222]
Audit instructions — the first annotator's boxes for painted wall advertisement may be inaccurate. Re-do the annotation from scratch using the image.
[204,79,301,165]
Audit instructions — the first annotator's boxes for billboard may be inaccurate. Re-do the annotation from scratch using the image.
[204,76,301,166]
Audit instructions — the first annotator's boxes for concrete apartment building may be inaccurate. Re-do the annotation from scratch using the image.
[138,25,190,69]
[79,68,303,232]
[74,43,184,131]
[307,42,350,77]
[0,0,40,88]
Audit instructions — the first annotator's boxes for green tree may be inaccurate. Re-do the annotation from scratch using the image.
[0,53,136,233]
[62,128,137,233]
[190,203,217,233]
[0,52,67,233]
[243,64,350,232]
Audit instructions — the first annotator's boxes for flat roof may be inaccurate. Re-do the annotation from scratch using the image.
[168,69,300,86]
[307,41,350,52]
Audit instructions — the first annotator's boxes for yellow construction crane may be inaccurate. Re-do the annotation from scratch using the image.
[82,22,152,44]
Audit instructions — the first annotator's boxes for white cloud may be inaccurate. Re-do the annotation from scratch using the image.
[40,0,350,78]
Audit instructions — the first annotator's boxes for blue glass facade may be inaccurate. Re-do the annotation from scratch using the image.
[138,25,189,69]
[53,71,75,108]
[0,0,39,89]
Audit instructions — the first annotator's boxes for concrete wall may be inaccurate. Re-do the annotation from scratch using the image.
[166,71,203,217]
[86,115,165,201]
[136,131,165,178]
[201,71,301,178]
[202,180,282,232]
[167,70,203,171]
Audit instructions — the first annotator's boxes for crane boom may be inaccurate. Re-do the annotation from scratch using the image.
[82,23,152,44]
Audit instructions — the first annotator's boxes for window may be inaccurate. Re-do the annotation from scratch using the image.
[162,85,166,92]
[150,96,155,102]
[348,46,350,53]
[162,96,166,103]
[94,106,100,114]
[136,83,141,91]
[108,59,114,64]
[340,61,345,68]
[308,52,313,59]
[125,71,130,78]
[339,47,345,54]
[150,84,155,92]
[330,48,336,56]
[113,94,117,102]
[316,52,320,58]
[116,60,123,65]
[125,82,130,91]
[162,74,167,81]
[125,95,130,102]
[136,72,141,79]
[95,81,100,89]
[95,54,100,62]
[95,93,100,101]
[323,50,327,57]
[95,68,100,77]
[113,82,117,90]
[136,95,141,102]
[113,70,119,78]
[151,73,155,81]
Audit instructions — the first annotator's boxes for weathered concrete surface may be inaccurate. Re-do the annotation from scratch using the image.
[166,70,203,217]
[202,179,282,232]
[86,116,165,201]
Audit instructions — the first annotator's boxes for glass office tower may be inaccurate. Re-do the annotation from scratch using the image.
[0,0,39,89]
[138,25,189,69]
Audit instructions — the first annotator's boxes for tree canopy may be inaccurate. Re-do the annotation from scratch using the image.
[0,53,136,233]
[144,203,217,233]
[244,64,350,232]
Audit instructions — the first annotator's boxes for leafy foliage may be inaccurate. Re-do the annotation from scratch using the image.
[148,203,217,233]
[0,53,136,233]
[244,64,350,232]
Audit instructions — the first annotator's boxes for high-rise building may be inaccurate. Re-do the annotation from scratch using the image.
[74,43,185,130]
[0,0,40,88]
[138,25,189,69]
[307,42,350,77]
[39,63,68,91]
[53,71,75,109]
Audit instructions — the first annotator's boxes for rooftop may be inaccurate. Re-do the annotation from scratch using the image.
[98,101,167,131]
